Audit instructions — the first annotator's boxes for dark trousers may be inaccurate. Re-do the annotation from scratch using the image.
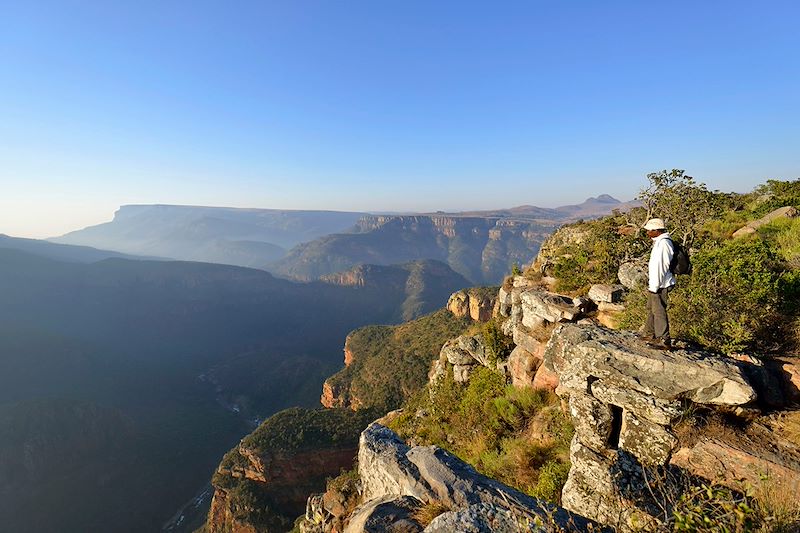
[644,288,671,340]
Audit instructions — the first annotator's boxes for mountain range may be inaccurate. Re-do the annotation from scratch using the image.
[51,196,637,285]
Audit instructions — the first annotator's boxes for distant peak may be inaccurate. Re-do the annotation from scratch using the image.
[582,194,620,204]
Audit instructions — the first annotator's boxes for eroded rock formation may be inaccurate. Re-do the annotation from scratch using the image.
[446,288,495,322]
[542,324,765,531]
[344,423,597,532]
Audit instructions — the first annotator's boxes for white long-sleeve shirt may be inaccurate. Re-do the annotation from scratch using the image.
[648,232,676,293]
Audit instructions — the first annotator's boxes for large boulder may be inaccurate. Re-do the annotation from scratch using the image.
[358,424,435,504]
[446,291,470,319]
[356,423,598,532]
[617,261,648,290]
[532,364,560,392]
[507,345,542,388]
[439,335,489,367]
[344,495,423,533]
[437,335,492,382]
[447,289,496,322]
[588,284,625,304]
[468,294,494,322]
[671,437,800,494]
[423,503,532,533]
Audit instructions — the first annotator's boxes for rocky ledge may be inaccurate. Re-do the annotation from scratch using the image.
[301,423,600,533]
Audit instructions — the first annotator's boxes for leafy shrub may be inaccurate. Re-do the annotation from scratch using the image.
[620,235,799,354]
[758,217,800,268]
[390,368,573,504]
[750,178,800,218]
[481,318,514,366]
[637,169,730,247]
[458,367,507,431]
[532,460,571,503]
[671,483,757,532]
[549,215,650,294]
[670,238,795,353]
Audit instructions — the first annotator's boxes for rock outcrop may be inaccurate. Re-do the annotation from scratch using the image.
[434,334,493,383]
[345,423,598,532]
[496,276,642,392]
[209,446,359,533]
[732,206,799,238]
[543,323,760,531]
[446,288,496,322]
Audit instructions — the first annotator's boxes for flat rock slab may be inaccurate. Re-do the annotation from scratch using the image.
[544,324,756,406]
[423,502,534,533]
[671,438,800,493]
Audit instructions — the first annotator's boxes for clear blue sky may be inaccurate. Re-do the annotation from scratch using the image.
[1,1,798,237]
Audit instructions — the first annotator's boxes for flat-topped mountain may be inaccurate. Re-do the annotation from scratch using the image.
[50,204,367,268]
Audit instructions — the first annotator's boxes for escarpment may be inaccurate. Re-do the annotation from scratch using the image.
[271,214,556,284]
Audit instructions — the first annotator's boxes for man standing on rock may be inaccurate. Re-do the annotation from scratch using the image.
[641,218,675,349]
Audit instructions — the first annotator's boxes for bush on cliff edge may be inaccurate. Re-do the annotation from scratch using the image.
[389,367,574,504]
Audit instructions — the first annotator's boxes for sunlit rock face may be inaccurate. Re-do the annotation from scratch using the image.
[543,323,758,531]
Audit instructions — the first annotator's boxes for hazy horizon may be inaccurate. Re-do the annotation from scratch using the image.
[2,1,798,238]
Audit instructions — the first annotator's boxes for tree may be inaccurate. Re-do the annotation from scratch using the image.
[637,169,724,247]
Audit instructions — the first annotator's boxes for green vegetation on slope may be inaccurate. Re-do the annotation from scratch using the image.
[325,309,473,410]
[212,407,377,531]
[540,173,800,354]
[390,367,574,504]
[240,407,378,455]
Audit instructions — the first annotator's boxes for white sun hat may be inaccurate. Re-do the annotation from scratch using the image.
[643,218,666,230]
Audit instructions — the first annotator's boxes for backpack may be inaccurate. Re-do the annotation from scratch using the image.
[668,239,692,275]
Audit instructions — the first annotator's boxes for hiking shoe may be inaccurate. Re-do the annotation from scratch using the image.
[647,338,672,351]
[638,333,655,341]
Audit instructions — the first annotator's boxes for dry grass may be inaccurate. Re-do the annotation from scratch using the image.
[411,501,451,527]
[673,410,747,449]
[750,473,800,532]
